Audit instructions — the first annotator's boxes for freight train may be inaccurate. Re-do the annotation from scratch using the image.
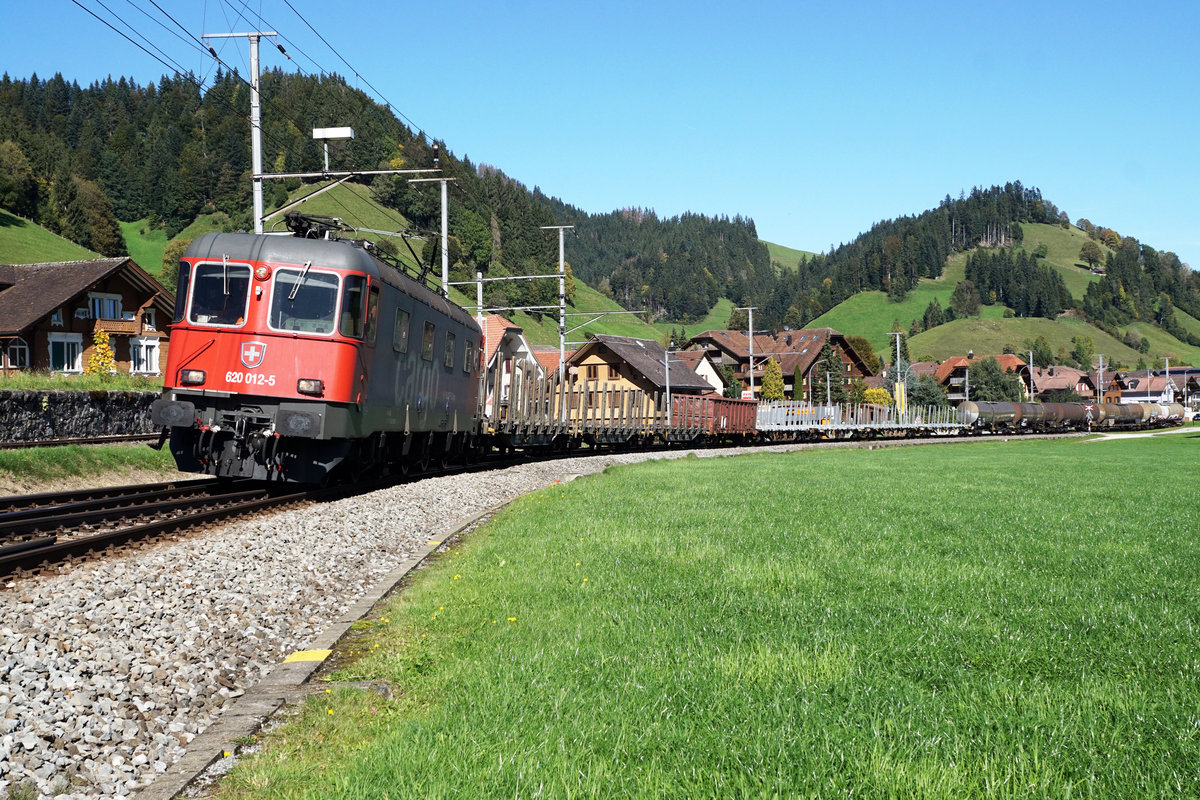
[150,218,1185,484]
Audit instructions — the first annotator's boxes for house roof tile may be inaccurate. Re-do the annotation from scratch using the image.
[0,258,173,336]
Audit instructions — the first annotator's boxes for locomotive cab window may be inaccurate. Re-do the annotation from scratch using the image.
[421,321,436,361]
[173,262,191,323]
[339,276,367,338]
[393,309,411,352]
[189,262,251,326]
[364,287,380,344]
[269,267,340,335]
[444,332,456,369]
[464,338,474,373]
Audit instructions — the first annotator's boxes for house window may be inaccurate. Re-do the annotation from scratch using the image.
[393,309,411,353]
[444,331,456,369]
[608,364,620,380]
[141,308,156,330]
[130,336,160,375]
[6,338,29,369]
[89,292,123,320]
[50,308,64,327]
[48,332,83,373]
[421,321,436,361]
[586,364,598,381]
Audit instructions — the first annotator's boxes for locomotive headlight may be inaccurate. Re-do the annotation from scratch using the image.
[297,378,324,396]
[180,369,206,385]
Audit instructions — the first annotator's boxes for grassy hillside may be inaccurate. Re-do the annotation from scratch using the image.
[1017,222,1106,301]
[808,253,995,354]
[909,314,1137,365]
[0,209,97,263]
[1120,320,1200,367]
[119,218,169,276]
[764,240,818,270]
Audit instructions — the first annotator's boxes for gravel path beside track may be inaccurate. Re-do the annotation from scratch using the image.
[0,444,810,799]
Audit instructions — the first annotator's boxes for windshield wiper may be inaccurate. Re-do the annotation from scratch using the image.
[287,261,313,301]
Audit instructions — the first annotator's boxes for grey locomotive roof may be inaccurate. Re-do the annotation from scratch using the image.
[185,233,479,333]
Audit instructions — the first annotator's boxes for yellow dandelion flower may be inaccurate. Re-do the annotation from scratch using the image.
[507,617,516,621]
[583,578,588,583]
[223,751,231,758]
[325,688,331,694]
[327,709,334,715]
[453,574,461,580]
[576,562,581,566]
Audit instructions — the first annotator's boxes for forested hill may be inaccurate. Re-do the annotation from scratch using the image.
[2,70,1198,341]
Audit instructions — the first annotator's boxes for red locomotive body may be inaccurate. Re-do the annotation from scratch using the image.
[153,222,482,483]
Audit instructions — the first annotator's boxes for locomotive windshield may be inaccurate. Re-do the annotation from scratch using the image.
[269,268,340,334]
[188,262,252,326]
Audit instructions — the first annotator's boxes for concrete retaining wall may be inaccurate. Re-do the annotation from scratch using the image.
[0,390,159,442]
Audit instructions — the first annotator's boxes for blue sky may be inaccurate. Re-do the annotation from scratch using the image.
[8,1,1199,267]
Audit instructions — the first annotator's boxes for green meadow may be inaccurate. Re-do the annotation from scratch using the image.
[214,434,1200,799]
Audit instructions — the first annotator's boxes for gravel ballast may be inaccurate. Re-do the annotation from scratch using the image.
[0,445,806,799]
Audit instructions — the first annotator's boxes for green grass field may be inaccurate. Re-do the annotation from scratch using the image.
[909,314,1141,365]
[119,218,170,276]
[0,208,96,263]
[764,240,818,271]
[1017,222,1105,302]
[810,253,993,355]
[213,435,1200,799]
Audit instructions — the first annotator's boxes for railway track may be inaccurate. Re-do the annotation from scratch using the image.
[0,478,318,576]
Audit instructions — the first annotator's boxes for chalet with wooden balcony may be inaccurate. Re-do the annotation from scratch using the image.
[0,258,174,377]
[686,327,872,400]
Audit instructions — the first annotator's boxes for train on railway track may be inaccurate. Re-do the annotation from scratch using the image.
[150,215,1186,484]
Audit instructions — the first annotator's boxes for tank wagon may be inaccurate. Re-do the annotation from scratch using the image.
[957,400,1186,432]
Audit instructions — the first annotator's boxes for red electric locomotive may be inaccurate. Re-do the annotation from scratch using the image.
[152,215,482,483]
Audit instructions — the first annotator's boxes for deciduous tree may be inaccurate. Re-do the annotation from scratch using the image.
[760,358,785,401]
[1079,239,1104,270]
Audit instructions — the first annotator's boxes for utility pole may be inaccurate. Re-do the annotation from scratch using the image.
[737,306,757,399]
[540,225,574,382]
[888,331,906,412]
[1164,356,1171,403]
[1095,354,1105,405]
[408,145,453,296]
[1027,350,1035,400]
[203,31,276,234]
[664,349,673,428]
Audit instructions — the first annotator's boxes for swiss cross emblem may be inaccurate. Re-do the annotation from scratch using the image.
[240,341,267,369]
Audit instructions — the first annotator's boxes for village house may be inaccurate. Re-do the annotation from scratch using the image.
[480,315,544,417]
[567,334,712,396]
[934,353,1028,403]
[1029,366,1095,401]
[1116,372,1179,404]
[686,328,872,400]
[0,258,174,377]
